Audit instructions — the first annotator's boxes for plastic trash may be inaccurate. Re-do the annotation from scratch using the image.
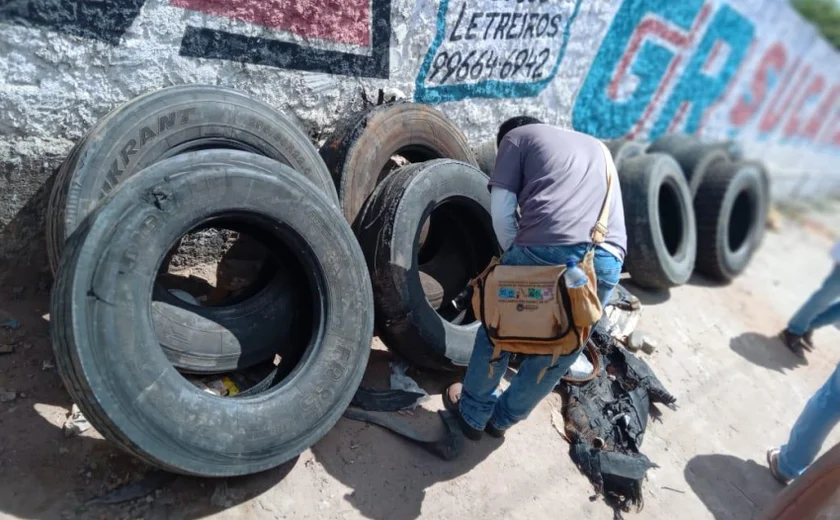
[389,359,429,407]
[568,353,595,379]
[63,404,92,437]
[168,289,200,305]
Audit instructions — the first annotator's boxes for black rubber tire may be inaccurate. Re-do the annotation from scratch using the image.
[356,159,499,370]
[646,133,697,155]
[46,85,336,373]
[150,266,300,374]
[619,153,697,289]
[694,160,766,281]
[320,102,478,225]
[604,139,646,169]
[707,140,744,161]
[647,134,730,196]
[51,150,373,477]
[47,84,337,271]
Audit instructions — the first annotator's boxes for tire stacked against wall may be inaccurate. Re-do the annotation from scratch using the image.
[47,89,501,474]
[648,134,769,282]
[606,133,768,290]
[320,102,500,370]
[47,86,375,476]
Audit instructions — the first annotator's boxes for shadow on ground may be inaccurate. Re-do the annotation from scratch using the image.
[313,408,502,520]
[685,453,782,520]
[0,217,296,519]
[622,280,672,305]
[312,348,504,520]
[730,332,808,373]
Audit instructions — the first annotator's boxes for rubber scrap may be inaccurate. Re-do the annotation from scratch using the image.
[86,471,175,505]
[343,407,464,461]
[351,387,426,412]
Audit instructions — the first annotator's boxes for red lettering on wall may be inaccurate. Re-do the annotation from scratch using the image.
[783,75,825,138]
[621,5,711,138]
[171,0,371,46]
[729,42,786,128]
[803,86,840,141]
[758,61,809,133]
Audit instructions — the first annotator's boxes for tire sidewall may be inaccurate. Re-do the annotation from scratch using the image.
[646,157,697,285]
[369,161,496,367]
[60,152,371,476]
[716,164,763,277]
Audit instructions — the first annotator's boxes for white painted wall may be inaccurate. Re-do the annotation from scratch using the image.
[1,0,838,258]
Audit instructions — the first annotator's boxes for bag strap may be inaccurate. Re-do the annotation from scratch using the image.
[591,141,617,245]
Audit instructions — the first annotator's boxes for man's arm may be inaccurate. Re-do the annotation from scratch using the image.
[491,187,519,251]
[488,136,523,251]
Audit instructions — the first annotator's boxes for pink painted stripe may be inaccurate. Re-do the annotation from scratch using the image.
[171,0,371,46]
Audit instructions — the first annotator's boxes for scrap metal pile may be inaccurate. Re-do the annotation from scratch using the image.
[43,84,766,482]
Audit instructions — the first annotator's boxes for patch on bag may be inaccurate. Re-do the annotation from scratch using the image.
[498,287,516,299]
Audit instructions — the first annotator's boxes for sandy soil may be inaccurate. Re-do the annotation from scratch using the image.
[0,200,838,520]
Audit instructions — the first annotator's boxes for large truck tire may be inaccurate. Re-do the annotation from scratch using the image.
[619,154,697,289]
[647,134,729,196]
[694,160,766,281]
[320,102,477,225]
[46,85,336,373]
[51,150,372,477]
[47,84,336,270]
[356,159,499,370]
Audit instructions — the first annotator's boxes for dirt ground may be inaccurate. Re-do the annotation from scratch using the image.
[0,199,838,520]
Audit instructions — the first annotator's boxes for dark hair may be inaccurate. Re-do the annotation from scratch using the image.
[497,116,543,146]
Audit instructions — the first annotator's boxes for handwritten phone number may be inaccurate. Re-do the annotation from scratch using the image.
[426,47,552,85]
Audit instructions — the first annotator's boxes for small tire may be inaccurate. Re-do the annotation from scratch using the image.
[47,85,336,373]
[604,139,646,169]
[320,102,477,225]
[356,159,499,370]
[694,160,766,281]
[619,154,697,289]
[51,150,373,476]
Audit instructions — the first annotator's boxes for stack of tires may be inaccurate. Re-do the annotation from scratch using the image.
[606,133,768,290]
[47,86,498,476]
[319,103,500,370]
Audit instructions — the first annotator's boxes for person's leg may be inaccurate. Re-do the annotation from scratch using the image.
[787,265,840,335]
[593,247,623,306]
[456,244,546,432]
[807,301,840,330]
[457,327,510,432]
[777,362,840,479]
[489,350,580,430]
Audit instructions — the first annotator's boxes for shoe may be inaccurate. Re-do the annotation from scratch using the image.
[485,422,506,439]
[803,329,814,350]
[766,448,792,485]
[778,329,807,359]
[442,383,482,441]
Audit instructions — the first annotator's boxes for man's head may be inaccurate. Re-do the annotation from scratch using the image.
[497,116,543,146]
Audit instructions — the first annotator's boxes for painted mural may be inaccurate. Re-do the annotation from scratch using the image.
[0,0,839,228]
[413,0,582,103]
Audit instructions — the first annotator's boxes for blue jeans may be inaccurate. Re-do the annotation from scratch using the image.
[459,244,623,432]
[787,265,840,335]
[778,362,840,479]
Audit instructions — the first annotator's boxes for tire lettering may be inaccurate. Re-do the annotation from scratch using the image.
[140,126,157,146]
[158,112,177,133]
[180,107,197,124]
[120,139,138,167]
